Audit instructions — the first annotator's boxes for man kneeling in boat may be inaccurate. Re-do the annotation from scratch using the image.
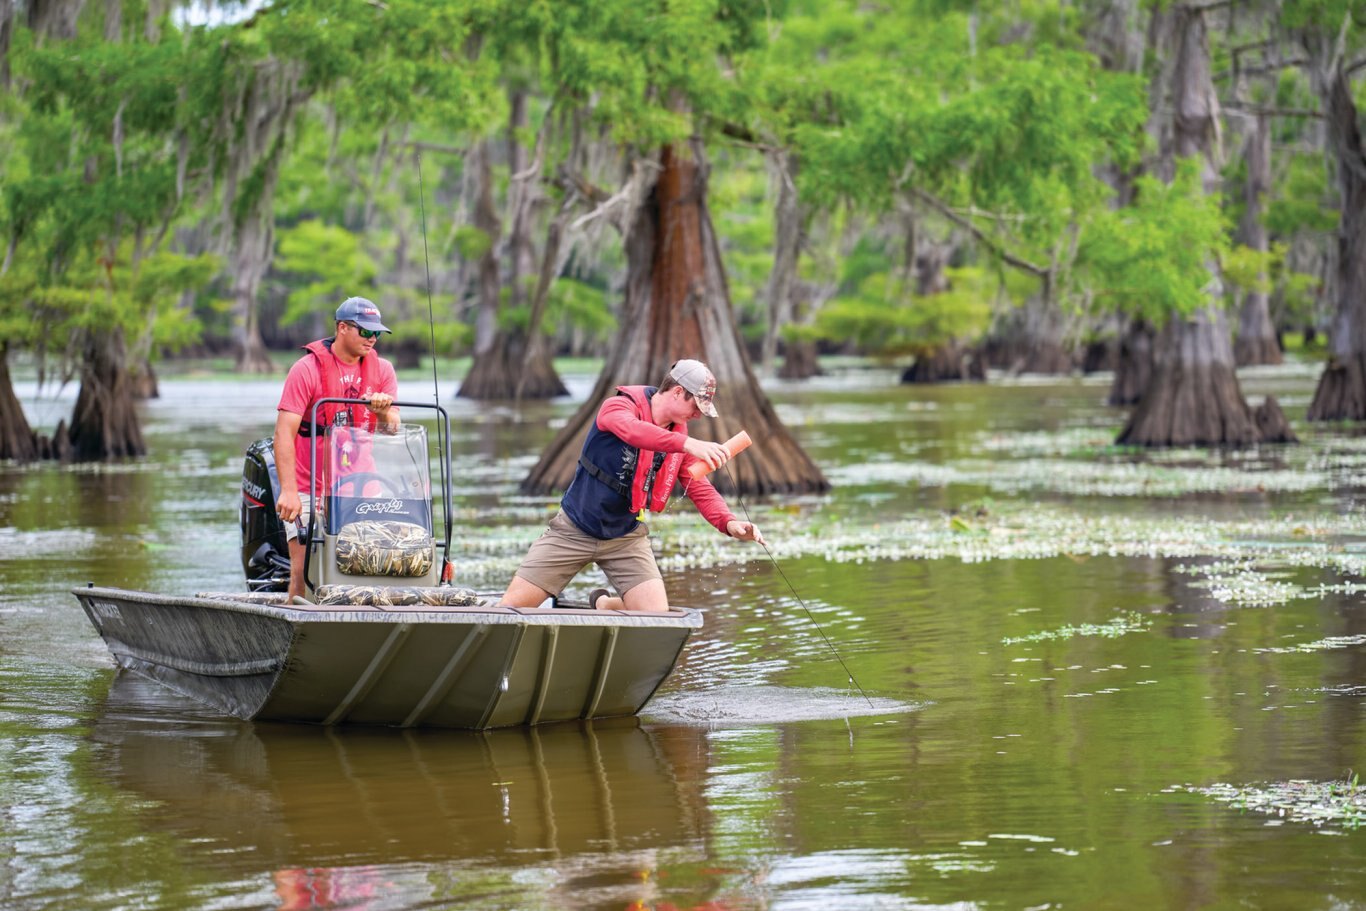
[274,297,400,602]
[502,359,765,613]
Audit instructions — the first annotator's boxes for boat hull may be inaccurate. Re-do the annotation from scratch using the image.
[74,587,701,729]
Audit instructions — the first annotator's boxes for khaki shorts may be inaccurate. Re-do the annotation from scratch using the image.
[514,510,661,597]
[283,494,314,544]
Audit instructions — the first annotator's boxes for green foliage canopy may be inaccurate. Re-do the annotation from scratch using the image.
[1078,160,1228,322]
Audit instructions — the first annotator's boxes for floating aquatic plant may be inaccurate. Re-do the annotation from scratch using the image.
[1254,634,1366,655]
[824,457,1331,498]
[1309,581,1366,597]
[1176,778,1366,830]
[1176,562,1306,607]
[819,425,1366,497]
[438,418,1366,615]
[1002,612,1149,645]
[446,498,1366,611]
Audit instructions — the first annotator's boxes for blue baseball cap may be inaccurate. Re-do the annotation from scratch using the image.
[335,296,390,333]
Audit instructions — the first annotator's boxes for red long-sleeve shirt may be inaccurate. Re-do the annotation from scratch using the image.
[561,389,737,539]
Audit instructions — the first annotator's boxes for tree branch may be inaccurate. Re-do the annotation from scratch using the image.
[1222,103,1324,119]
[512,97,557,184]
[718,120,758,144]
[1184,0,1234,12]
[712,118,780,153]
[400,141,467,157]
[557,167,612,206]
[1214,58,1307,80]
[907,187,1048,277]
[1229,39,1273,57]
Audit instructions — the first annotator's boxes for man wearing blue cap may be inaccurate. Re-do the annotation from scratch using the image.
[274,296,400,601]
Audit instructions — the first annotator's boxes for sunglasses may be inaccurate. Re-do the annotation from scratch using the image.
[347,322,383,340]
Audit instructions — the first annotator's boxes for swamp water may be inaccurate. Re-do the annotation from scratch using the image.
[2,363,1365,909]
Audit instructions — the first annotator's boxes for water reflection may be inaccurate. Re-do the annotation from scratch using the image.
[93,675,708,869]
[80,673,775,909]
[11,369,1366,909]
[271,867,388,910]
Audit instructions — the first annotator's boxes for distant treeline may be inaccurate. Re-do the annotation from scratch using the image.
[0,0,1361,461]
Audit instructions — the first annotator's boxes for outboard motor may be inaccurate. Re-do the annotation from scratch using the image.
[241,438,290,591]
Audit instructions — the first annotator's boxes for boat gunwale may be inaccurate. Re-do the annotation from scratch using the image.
[75,586,704,630]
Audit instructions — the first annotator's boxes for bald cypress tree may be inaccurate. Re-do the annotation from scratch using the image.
[1293,3,1366,420]
[1109,3,1292,446]
[512,0,829,495]
[522,141,828,495]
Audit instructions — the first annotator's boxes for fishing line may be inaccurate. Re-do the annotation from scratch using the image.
[711,460,877,710]
[415,152,441,408]
[416,152,457,585]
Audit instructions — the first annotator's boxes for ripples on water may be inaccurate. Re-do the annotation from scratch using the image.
[645,685,917,726]
[4,367,1366,908]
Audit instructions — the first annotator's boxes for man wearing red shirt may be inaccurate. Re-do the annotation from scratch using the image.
[502,359,765,612]
[274,297,400,601]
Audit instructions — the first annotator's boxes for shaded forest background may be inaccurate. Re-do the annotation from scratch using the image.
[1,0,1364,484]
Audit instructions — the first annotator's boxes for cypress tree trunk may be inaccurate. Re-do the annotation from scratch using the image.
[219,59,305,375]
[1081,339,1116,374]
[468,139,500,362]
[68,328,146,461]
[1085,0,1145,75]
[505,91,537,310]
[901,343,987,384]
[521,141,828,496]
[515,199,575,400]
[459,98,567,401]
[1,0,15,88]
[0,343,39,462]
[770,163,823,382]
[990,279,1072,375]
[1118,310,1293,446]
[900,240,985,384]
[1109,317,1154,405]
[1303,30,1366,420]
[778,275,828,381]
[26,0,83,40]
[128,361,158,399]
[1088,0,1147,396]
[1123,3,1291,446]
[1233,112,1281,367]
[459,329,568,400]
[230,204,277,374]
[103,0,120,41]
[761,149,802,377]
[778,333,821,380]
[1018,293,1072,374]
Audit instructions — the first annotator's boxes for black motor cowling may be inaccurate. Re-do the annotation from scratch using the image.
[241,437,290,591]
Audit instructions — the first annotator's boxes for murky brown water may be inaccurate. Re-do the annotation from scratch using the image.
[3,364,1366,909]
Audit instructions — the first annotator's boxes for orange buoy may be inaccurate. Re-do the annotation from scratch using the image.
[686,430,752,479]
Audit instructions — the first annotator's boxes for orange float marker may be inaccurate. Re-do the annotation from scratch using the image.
[686,430,752,479]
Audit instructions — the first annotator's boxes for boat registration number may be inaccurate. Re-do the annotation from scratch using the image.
[90,599,123,621]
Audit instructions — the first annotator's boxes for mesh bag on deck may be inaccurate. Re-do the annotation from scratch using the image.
[314,584,482,607]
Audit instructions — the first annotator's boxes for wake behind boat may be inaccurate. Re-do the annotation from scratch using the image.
[74,399,701,729]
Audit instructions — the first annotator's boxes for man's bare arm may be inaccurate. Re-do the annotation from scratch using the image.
[273,411,305,520]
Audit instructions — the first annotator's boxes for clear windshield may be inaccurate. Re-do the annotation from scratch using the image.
[323,424,433,534]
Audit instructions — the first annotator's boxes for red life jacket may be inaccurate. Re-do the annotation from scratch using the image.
[294,338,384,496]
[616,385,685,514]
[300,338,383,433]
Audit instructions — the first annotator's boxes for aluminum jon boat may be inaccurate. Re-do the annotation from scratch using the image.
[74,399,702,729]
[73,586,700,728]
